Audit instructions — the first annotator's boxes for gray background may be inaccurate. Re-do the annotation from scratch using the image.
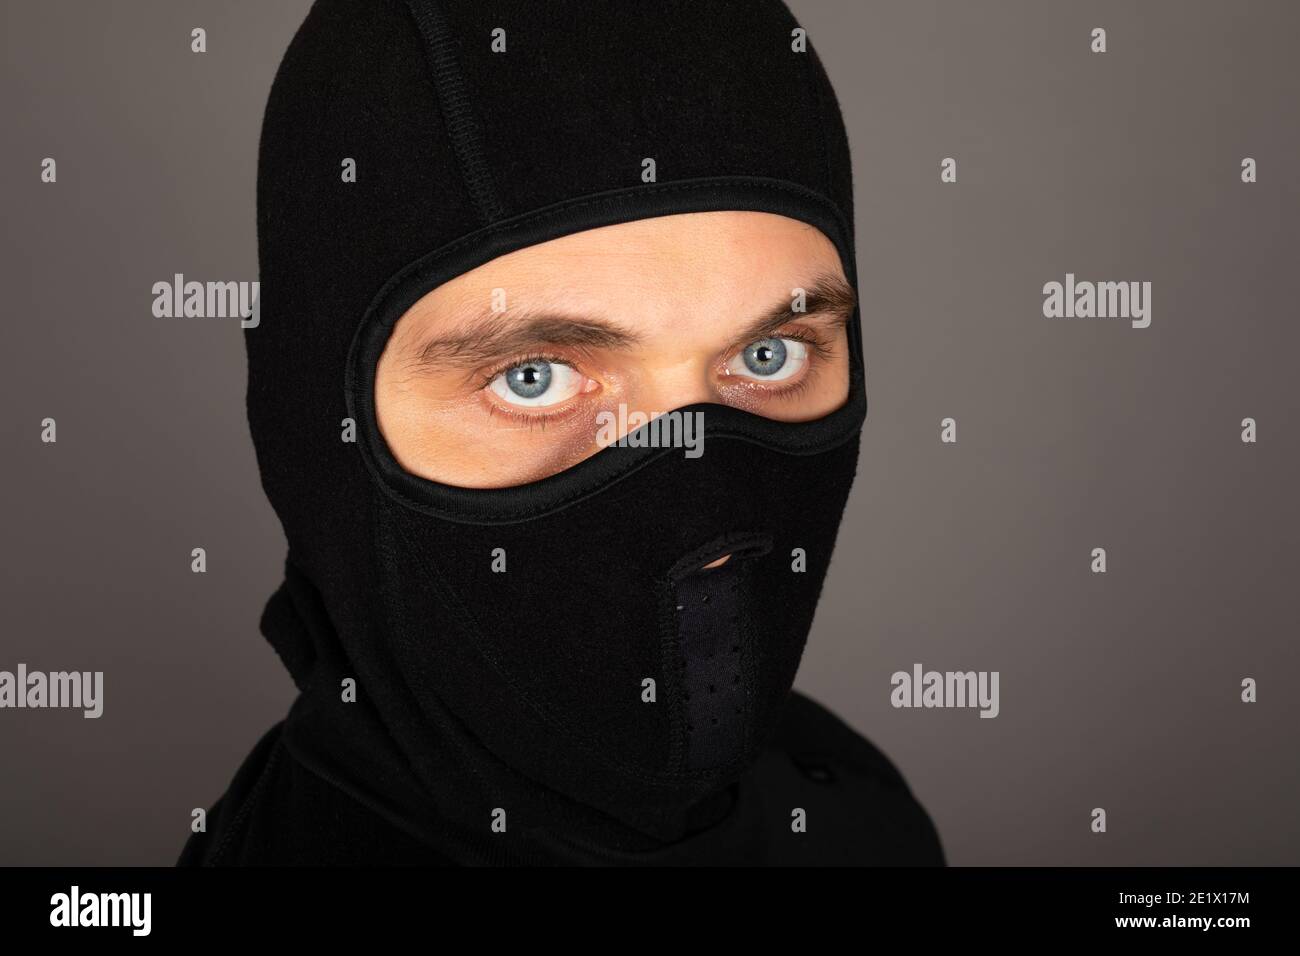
[1,0,1296,866]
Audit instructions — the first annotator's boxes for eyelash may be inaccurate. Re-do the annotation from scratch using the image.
[773,328,834,362]
[477,329,833,427]
[474,352,574,392]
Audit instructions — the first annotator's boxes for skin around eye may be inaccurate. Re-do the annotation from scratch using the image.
[375,211,853,488]
[723,337,808,383]
[487,359,590,407]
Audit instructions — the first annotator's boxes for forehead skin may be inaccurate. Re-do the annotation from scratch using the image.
[387,210,847,371]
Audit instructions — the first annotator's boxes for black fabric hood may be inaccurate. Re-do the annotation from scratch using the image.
[248,0,868,864]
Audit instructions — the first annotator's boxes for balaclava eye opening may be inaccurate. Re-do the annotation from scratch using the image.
[249,0,865,864]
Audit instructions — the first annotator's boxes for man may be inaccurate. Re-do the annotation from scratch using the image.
[180,0,944,866]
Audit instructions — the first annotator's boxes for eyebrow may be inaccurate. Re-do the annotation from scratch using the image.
[400,271,857,373]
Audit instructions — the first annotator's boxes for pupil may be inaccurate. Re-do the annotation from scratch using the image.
[741,337,787,376]
[505,359,552,398]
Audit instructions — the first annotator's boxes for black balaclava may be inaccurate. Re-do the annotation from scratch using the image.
[250,0,867,864]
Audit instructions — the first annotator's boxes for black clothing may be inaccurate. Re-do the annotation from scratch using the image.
[181,0,944,865]
[180,688,942,867]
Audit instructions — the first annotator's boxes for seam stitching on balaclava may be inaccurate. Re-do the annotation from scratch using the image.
[207,739,285,866]
[369,178,849,307]
[373,428,863,527]
[675,567,749,771]
[404,0,507,224]
[660,532,772,773]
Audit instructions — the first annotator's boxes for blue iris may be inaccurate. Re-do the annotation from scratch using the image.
[505,361,552,399]
[742,338,787,376]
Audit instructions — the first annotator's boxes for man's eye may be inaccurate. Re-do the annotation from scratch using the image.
[725,337,808,382]
[488,359,586,407]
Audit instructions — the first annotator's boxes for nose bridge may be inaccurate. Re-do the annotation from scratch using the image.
[622,270,732,418]
[630,352,716,418]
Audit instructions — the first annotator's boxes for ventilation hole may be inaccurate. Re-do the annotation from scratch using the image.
[734,707,742,715]
[708,683,716,694]
[687,723,694,731]
[730,644,739,653]
[684,692,691,701]
[710,717,719,726]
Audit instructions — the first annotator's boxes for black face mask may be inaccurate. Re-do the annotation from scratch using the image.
[249,0,866,864]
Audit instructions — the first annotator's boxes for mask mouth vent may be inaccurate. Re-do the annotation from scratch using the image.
[666,532,772,772]
[672,533,773,580]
